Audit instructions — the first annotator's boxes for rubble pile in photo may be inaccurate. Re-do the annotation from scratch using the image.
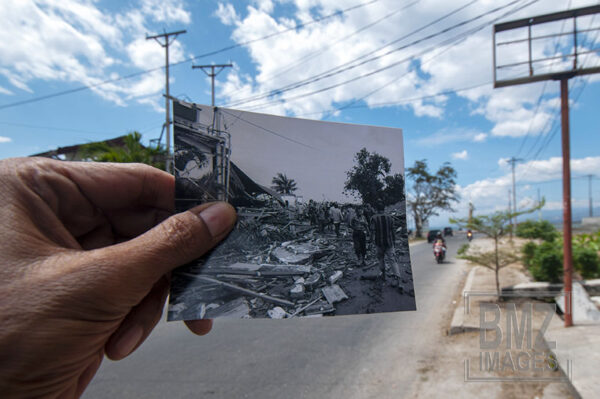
[168,204,413,320]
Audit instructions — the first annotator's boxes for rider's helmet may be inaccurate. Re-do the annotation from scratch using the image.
[436,231,442,238]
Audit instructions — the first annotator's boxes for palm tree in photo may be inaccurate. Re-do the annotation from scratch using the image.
[271,173,297,194]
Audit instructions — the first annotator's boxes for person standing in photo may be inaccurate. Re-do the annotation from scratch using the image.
[329,202,342,237]
[370,202,402,284]
[350,207,368,266]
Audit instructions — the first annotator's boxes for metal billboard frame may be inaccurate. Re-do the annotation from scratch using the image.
[493,4,600,88]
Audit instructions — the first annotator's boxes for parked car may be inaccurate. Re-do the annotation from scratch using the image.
[427,229,441,243]
[443,227,453,236]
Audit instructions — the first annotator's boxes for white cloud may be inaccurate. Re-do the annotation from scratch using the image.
[0,0,191,110]
[141,0,191,24]
[451,150,468,160]
[0,136,12,143]
[216,0,599,133]
[414,128,488,146]
[215,3,239,25]
[473,133,487,142]
[458,155,600,215]
[0,85,13,95]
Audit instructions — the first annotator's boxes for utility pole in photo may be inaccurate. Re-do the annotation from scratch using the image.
[192,63,233,106]
[493,4,600,327]
[146,29,186,172]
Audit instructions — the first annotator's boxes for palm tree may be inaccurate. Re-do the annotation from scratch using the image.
[271,173,297,194]
[79,132,166,170]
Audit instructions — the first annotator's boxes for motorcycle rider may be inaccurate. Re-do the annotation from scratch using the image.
[433,231,446,248]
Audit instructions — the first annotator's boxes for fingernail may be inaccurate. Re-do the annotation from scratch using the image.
[114,325,144,359]
[197,202,235,238]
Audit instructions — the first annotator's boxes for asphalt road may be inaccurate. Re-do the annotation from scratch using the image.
[85,235,468,399]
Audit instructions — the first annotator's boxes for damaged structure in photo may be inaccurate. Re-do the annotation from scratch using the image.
[168,99,416,320]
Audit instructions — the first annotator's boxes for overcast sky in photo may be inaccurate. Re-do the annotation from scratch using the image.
[195,105,404,203]
[0,0,599,226]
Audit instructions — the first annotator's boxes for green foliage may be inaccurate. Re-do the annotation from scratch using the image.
[573,247,600,279]
[457,243,470,256]
[344,148,405,208]
[529,242,563,283]
[521,241,537,269]
[459,249,520,271]
[516,220,558,242]
[573,230,600,252]
[79,132,166,170]
[523,230,600,281]
[271,173,298,194]
[407,159,458,237]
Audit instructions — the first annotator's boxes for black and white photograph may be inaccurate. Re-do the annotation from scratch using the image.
[168,99,416,320]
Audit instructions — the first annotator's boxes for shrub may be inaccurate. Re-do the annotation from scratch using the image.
[573,247,600,279]
[516,220,558,242]
[530,251,563,283]
[529,241,563,283]
[521,241,537,269]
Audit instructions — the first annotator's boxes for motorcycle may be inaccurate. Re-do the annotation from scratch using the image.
[433,241,446,264]
[467,231,473,242]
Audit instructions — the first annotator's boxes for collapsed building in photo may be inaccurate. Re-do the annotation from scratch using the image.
[168,99,416,321]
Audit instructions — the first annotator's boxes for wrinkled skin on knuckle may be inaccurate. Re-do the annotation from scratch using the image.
[159,212,208,259]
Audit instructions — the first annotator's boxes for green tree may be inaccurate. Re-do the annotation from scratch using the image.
[344,148,404,208]
[516,220,558,242]
[407,159,458,238]
[451,202,543,296]
[271,173,297,194]
[79,132,166,170]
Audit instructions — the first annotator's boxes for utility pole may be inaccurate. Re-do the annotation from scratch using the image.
[560,77,573,327]
[192,63,233,106]
[537,188,542,221]
[146,29,186,172]
[507,157,523,228]
[508,189,513,240]
[586,174,594,217]
[493,5,600,327]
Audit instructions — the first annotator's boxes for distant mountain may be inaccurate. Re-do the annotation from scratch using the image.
[519,207,600,226]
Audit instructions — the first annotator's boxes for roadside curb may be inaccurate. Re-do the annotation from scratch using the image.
[542,305,600,399]
[448,266,482,335]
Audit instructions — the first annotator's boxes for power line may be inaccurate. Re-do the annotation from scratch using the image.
[224,0,501,109]
[233,0,422,98]
[218,109,315,150]
[0,0,378,112]
[0,120,162,137]
[242,0,538,112]
[294,81,491,117]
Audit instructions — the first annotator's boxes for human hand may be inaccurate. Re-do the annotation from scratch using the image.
[0,157,236,398]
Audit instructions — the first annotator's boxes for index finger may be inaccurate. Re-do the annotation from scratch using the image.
[48,158,174,212]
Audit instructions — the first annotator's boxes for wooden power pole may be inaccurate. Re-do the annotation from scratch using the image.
[146,29,186,172]
[192,64,233,106]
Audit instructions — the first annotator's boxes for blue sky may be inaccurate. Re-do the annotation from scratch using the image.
[0,0,599,226]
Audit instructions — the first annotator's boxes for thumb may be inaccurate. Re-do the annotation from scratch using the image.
[96,202,237,287]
